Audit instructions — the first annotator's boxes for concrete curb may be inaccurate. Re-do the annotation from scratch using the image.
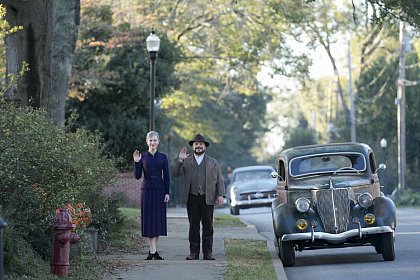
[267,238,288,280]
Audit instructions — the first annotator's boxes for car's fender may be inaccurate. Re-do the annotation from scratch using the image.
[272,200,323,238]
[372,196,397,229]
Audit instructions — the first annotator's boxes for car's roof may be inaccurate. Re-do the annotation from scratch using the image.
[232,165,275,173]
[279,142,372,161]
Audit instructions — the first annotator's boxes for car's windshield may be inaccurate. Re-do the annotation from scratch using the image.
[289,152,366,177]
[233,170,273,182]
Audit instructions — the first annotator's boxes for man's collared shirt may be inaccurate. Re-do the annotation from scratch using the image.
[194,154,204,165]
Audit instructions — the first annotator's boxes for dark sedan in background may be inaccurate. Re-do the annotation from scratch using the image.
[226,165,277,215]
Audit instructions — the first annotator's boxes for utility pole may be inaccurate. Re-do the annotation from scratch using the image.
[397,21,407,191]
[348,35,356,142]
[327,81,333,143]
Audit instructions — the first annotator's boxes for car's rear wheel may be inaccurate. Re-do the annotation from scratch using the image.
[280,240,295,267]
[230,206,240,215]
[380,232,395,261]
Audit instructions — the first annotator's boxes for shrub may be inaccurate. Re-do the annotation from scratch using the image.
[0,101,122,275]
[393,188,420,206]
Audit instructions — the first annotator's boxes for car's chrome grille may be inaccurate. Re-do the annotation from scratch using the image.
[316,188,350,234]
[239,191,276,201]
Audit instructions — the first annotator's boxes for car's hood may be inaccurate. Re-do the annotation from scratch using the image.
[230,178,277,192]
[289,176,371,190]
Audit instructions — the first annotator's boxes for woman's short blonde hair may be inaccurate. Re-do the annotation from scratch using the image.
[146,130,160,141]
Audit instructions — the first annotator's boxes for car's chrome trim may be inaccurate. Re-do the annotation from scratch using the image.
[281,226,393,243]
[231,198,276,207]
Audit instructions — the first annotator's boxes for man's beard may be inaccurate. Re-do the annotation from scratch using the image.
[194,148,205,155]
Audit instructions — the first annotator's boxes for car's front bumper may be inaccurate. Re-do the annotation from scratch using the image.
[231,197,276,207]
[282,226,393,244]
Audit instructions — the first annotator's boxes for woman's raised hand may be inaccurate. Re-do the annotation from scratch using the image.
[133,150,141,162]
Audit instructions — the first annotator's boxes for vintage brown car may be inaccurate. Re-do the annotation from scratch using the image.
[271,143,396,267]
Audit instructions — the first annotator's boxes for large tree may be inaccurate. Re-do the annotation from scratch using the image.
[109,0,311,165]
[65,0,312,170]
[67,4,181,169]
[364,0,420,29]
[1,0,80,124]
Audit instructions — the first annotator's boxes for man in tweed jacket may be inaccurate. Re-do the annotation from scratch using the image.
[173,134,225,260]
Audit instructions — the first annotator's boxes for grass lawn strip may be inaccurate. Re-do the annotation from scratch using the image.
[224,238,277,280]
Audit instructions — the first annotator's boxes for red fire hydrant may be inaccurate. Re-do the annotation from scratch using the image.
[50,208,80,277]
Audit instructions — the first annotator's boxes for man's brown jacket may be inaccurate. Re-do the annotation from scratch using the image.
[173,154,225,205]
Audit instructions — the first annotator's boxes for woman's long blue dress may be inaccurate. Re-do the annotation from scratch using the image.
[134,151,170,237]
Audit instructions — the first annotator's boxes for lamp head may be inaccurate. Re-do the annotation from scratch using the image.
[380,138,387,148]
[146,30,160,53]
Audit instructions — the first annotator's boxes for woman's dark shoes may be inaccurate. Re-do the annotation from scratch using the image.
[145,251,163,260]
[153,251,163,260]
[145,251,154,260]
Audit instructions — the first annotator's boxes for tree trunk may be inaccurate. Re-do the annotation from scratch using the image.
[1,0,80,124]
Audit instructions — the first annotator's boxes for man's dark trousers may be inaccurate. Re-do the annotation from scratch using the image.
[187,193,214,256]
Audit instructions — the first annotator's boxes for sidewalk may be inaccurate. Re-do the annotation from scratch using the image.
[101,207,287,280]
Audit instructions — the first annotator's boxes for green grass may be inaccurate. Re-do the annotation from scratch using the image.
[214,213,247,228]
[4,255,115,280]
[224,238,277,280]
[105,207,143,252]
[67,257,117,280]
[119,207,140,220]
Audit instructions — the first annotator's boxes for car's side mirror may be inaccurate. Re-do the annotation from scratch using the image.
[271,171,284,181]
[374,163,386,174]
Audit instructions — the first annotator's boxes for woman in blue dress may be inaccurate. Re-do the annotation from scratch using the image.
[133,131,170,260]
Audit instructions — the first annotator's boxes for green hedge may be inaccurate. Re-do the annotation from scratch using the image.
[393,189,420,206]
[0,101,123,275]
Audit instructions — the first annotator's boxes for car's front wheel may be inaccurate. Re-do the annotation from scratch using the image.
[274,237,280,258]
[380,232,395,261]
[373,240,382,254]
[280,240,295,267]
[230,206,240,215]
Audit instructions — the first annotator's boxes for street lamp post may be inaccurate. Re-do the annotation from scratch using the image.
[380,138,388,190]
[146,31,160,132]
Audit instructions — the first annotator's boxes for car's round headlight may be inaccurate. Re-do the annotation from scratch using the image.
[230,187,238,197]
[295,198,311,213]
[358,192,373,208]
